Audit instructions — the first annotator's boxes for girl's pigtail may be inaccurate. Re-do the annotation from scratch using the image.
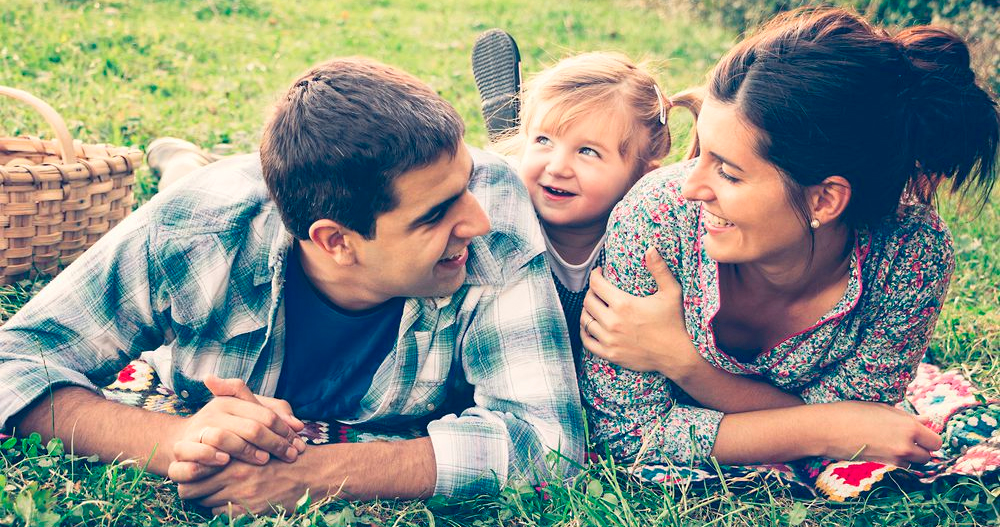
[668,87,704,160]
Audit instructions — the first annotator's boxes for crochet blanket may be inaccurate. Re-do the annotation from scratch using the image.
[4,361,995,501]
[632,363,999,500]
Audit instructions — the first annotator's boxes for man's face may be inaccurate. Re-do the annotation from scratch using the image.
[352,145,491,300]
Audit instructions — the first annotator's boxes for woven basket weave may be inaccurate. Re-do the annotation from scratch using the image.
[0,87,142,286]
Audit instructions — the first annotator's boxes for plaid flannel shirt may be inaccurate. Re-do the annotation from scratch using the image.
[0,150,584,497]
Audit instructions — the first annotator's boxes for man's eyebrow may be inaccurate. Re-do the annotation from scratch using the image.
[708,151,746,172]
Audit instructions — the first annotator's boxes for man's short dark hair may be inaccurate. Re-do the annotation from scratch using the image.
[260,57,465,240]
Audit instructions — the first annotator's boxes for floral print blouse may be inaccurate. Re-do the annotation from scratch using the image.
[580,161,955,466]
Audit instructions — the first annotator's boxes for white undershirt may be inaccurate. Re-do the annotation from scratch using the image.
[540,225,606,292]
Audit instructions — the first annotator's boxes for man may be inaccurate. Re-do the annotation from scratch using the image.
[0,57,584,515]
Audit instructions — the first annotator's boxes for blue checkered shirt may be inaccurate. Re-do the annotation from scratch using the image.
[0,150,585,497]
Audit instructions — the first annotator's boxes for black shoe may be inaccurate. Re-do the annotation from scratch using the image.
[472,29,521,141]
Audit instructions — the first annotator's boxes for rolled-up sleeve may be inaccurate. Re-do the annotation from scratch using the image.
[0,208,169,429]
[428,254,585,497]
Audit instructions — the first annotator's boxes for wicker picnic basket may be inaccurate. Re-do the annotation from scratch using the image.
[0,86,142,286]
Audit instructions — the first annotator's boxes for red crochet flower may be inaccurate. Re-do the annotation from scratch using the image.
[117,364,136,383]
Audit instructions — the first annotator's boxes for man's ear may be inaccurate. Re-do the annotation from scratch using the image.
[808,176,852,226]
[308,219,358,266]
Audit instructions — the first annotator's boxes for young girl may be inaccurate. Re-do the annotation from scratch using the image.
[494,51,698,357]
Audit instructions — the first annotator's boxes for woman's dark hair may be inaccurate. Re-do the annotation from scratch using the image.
[708,7,999,228]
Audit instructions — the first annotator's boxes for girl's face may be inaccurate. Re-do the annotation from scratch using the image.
[519,105,638,232]
[681,97,812,265]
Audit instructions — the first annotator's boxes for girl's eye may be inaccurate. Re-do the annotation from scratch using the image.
[579,147,600,158]
[535,135,552,146]
[716,165,739,183]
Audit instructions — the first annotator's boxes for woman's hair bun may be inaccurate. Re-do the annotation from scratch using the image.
[893,26,998,203]
[897,26,975,86]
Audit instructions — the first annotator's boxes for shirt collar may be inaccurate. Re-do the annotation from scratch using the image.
[255,202,294,287]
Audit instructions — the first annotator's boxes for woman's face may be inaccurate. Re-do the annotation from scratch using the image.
[681,97,811,266]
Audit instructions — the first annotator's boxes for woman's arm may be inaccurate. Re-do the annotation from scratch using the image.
[583,247,802,413]
[711,400,941,466]
[582,251,941,467]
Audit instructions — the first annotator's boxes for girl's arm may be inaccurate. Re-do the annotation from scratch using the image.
[583,248,802,413]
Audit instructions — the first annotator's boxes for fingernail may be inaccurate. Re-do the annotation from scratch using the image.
[285,446,298,460]
[293,437,306,452]
[255,450,269,463]
[215,452,229,464]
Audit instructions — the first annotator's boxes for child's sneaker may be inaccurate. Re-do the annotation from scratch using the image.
[472,29,521,141]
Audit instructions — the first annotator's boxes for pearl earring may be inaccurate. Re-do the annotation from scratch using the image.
[810,219,821,229]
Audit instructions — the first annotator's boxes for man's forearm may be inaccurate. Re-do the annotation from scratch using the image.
[14,386,182,475]
[178,436,438,513]
[311,437,436,500]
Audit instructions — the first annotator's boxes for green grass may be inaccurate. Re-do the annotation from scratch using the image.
[1,0,998,525]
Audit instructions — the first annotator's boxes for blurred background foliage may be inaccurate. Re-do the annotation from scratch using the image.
[663,0,999,94]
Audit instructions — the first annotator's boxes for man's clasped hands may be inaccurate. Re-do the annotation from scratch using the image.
[166,376,309,512]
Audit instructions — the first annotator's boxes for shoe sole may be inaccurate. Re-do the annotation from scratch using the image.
[472,29,521,141]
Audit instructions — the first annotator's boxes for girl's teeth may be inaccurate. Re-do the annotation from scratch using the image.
[544,186,573,196]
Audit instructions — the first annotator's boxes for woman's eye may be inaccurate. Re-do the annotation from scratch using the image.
[716,165,739,183]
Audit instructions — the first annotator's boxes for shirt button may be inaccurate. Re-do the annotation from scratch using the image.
[426,403,435,411]
[180,390,190,398]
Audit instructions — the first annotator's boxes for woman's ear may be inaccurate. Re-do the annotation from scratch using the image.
[308,219,358,266]
[809,175,852,226]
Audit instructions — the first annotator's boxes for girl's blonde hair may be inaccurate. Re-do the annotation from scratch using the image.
[501,51,700,179]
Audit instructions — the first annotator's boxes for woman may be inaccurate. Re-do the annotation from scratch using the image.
[580,7,998,468]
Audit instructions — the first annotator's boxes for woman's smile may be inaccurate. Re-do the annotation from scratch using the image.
[703,208,735,230]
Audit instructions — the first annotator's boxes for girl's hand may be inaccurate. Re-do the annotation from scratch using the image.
[821,401,943,466]
[582,247,696,376]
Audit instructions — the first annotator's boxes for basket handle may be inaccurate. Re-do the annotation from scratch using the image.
[0,86,77,164]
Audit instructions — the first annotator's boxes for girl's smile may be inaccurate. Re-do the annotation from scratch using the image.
[519,105,637,232]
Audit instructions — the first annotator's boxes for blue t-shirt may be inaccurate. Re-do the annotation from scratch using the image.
[275,247,404,421]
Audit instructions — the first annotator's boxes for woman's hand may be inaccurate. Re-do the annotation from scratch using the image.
[712,400,941,466]
[582,247,696,376]
[820,400,942,466]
